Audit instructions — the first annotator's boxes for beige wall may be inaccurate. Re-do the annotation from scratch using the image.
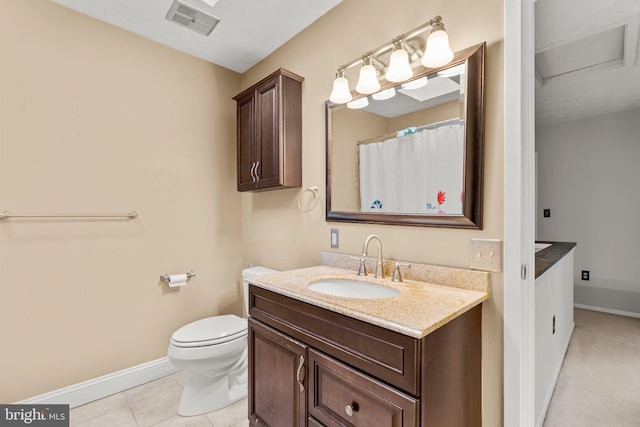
[1,0,505,424]
[240,0,504,425]
[0,0,242,402]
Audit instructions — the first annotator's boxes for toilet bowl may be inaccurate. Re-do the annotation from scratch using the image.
[167,266,277,416]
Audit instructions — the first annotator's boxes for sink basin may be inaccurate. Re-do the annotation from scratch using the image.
[307,279,401,299]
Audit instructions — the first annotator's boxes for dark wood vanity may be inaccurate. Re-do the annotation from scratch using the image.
[247,285,482,427]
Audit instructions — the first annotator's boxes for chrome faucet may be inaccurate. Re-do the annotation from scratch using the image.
[360,234,384,278]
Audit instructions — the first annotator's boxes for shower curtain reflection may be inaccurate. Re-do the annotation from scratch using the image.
[359,120,464,214]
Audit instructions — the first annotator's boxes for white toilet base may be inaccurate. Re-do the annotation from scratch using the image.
[177,366,248,416]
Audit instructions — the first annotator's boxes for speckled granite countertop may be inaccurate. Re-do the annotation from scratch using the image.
[535,241,576,278]
[248,254,490,339]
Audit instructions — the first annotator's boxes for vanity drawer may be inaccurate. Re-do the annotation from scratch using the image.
[308,349,418,427]
[249,286,420,395]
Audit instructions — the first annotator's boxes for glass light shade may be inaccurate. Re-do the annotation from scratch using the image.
[355,64,381,94]
[401,76,428,90]
[329,75,352,104]
[385,48,413,82]
[371,87,396,100]
[438,63,465,77]
[347,97,369,109]
[422,29,454,68]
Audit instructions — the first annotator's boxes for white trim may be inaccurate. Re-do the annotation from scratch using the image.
[574,303,640,319]
[504,0,536,425]
[535,322,575,427]
[17,357,179,408]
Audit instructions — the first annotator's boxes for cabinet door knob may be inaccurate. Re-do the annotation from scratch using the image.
[296,355,305,393]
[345,402,359,417]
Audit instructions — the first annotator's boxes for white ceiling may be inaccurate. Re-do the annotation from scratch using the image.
[535,0,640,125]
[50,0,342,73]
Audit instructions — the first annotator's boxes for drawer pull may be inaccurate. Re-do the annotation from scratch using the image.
[345,402,359,417]
[296,355,305,393]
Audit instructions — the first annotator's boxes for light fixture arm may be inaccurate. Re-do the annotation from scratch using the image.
[334,16,445,73]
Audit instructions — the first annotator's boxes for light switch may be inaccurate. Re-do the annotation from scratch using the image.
[470,238,503,272]
[330,228,339,248]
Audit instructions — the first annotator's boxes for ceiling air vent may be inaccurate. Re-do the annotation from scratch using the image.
[165,0,220,36]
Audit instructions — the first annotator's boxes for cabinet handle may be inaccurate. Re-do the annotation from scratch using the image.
[345,402,359,417]
[255,161,260,182]
[250,162,257,183]
[296,355,305,393]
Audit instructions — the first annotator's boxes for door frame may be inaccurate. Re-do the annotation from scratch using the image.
[504,0,536,425]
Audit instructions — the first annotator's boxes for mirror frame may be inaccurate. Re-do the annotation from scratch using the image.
[325,42,485,229]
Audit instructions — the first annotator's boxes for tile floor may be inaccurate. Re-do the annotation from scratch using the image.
[69,371,249,427]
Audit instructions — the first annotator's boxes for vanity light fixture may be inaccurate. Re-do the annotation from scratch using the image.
[347,97,369,109]
[385,39,413,82]
[328,15,454,104]
[401,76,429,90]
[329,68,352,104]
[371,87,396,100]
[355,56,381,94]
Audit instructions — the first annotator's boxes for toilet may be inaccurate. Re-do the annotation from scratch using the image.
[167,266,277,416]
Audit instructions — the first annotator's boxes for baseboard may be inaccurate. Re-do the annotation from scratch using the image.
[536,322,575,427]
[17,357,179,408]
[574,303,640,319]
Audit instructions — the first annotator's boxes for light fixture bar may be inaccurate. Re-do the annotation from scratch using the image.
[335,16,446,73]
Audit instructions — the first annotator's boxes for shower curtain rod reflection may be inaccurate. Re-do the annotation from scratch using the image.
[357,118,463,145]
[0,210,139,220]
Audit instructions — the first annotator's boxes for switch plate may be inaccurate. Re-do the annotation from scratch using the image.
[330,228,339,248]
[470,238,503,272]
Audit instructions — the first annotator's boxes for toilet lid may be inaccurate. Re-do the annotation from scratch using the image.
[171,315,247,346]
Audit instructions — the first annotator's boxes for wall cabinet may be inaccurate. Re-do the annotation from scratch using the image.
[233,68,303,192]
[247,285,482,427]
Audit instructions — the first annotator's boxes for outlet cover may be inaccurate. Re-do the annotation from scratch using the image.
[330,228,339,248]
[470,238,503,272]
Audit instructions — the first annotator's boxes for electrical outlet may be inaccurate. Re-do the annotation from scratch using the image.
[581,270,590,281]
[330,228,339,248]
[543,209,551,218]
[470,238,503,272]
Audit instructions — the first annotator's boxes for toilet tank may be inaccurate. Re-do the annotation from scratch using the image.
[241,266,278,316]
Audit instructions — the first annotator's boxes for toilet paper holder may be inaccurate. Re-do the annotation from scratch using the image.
[160,271,196,282]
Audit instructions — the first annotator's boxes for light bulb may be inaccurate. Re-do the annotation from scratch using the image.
[329,74,352,104]
[371,88,396,100]
[422,29,454,68]
[355,64,381,94]
[385,47,413,83]
[401,76,428,90]
[347,97,369,109]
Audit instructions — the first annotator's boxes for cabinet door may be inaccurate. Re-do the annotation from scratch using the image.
[237,93,256,191]
[255,78,280,188]
[249,318,307,427]
[308,349,418,427]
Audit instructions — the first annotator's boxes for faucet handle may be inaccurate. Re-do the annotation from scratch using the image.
[349,256,368,276]
[392,262,410,282]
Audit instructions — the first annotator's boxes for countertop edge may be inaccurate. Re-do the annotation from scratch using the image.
[535,241,577,278]
[248,265,490,339]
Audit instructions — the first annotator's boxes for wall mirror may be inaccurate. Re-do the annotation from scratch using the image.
[326,43,485,228]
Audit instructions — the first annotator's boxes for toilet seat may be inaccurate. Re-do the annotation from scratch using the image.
[171,314,247,348]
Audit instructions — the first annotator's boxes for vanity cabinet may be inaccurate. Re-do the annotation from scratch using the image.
[233,68,303,192]
[247,285,482,427]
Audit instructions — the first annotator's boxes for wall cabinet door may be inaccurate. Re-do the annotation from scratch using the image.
[248,318,307,427]
[234,68,303,192]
